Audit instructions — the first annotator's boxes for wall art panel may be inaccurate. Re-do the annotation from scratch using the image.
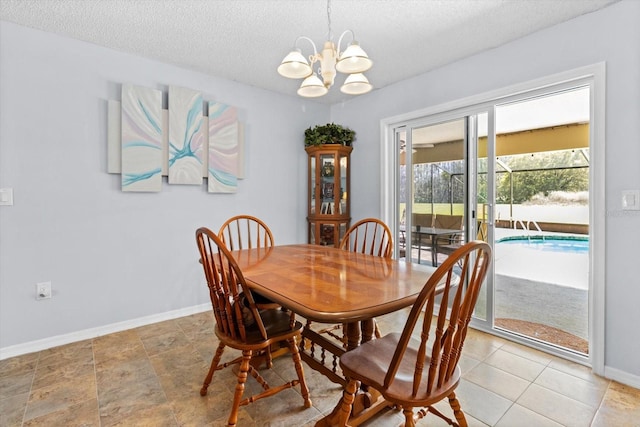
[208,102,238,193]
[107,100,121,173]
[121,84,163,192]
[168,86,203,184]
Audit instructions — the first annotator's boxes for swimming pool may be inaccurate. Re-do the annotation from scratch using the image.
[497,236,589,254]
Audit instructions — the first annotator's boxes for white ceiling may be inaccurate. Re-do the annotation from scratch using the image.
[0,0,619,104]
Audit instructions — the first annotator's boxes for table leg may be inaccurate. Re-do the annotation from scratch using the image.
[360,319,375,344]
[431,235,437,266]
[315,320,390,426]
[345,322,361,351]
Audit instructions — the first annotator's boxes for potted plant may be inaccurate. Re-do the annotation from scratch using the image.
[304,123,355,147]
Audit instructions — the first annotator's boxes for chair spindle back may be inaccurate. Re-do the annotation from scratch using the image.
[196,227,267,343]
[383,241,491,398]
[339,218,393,258]
[218,215,274,251]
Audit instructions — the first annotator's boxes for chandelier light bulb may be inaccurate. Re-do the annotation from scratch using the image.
[277,49,313,79]
[340,73,372,95]
[297,74,329,98]
[336,42,372,74]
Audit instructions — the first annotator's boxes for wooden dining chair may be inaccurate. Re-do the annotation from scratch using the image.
[218,214,274,251]
[339,217,393,258]
[317,218,393,345]
[332,240,491,427]
[195,227,312,426]
[217,215,288,367]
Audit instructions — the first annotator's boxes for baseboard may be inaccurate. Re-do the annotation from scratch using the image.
[0,303,211,361]
[604,366,640,390]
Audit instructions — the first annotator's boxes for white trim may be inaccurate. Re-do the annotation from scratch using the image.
[604,366,640,390]
[588,62,606,376]
[381,62,606,374]
[0,303,211,360]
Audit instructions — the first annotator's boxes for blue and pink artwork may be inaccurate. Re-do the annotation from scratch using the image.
[208,102,238,193]
[168,86,203,185]
[121,84,162,192]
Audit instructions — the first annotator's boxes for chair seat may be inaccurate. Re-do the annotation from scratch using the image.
[340,332,461,405]
[215,308,302,349]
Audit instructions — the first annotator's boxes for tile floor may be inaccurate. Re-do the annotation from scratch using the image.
[1,309,639,426]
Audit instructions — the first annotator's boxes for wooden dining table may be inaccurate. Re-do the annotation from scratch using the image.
[231,243,441,426]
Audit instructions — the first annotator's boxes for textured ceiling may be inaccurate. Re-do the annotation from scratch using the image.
[0,0,619,104]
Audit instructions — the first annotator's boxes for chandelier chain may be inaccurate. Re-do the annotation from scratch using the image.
[327,0,332,41]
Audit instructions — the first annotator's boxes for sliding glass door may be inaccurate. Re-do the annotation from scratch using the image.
[396,119,467,266]
[387,82,594,364]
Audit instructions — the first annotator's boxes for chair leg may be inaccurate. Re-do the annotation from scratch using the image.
[448,392,468,427]
[227,349,252,427]
[402,406,416,427]
[318,378,359,427]
[374,319,382,339]
[201,342,225,396]
[287,336,312,408]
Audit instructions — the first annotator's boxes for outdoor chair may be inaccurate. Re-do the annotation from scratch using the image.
[433,214,464,256]
[195,227,312,426]
[334,241,492,427]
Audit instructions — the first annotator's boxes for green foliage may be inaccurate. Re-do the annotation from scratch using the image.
[304,123,355,147]
[495,151,588,204]
[402,150,589,206]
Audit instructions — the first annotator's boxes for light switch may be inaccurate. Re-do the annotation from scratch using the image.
[622,190,640,211]
[0,188,13,206]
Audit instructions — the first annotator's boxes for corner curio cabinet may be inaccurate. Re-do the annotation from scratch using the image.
[306,144,352,247]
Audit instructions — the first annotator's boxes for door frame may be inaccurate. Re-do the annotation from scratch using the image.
[379,63,606,374]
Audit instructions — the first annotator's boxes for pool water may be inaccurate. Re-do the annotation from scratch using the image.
[495,235,589,289]
[497,236,588,254]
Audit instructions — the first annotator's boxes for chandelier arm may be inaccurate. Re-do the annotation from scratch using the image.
[336,29,355,56]
[294,36,320,63]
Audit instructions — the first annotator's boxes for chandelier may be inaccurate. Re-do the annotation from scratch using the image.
[277,0,373,98]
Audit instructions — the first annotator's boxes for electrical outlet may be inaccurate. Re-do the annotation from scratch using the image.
[36,281,52,300]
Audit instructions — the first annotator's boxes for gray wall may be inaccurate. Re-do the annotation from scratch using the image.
[0,21,328,351]
[2,0,639,386]
[331,0,640,383]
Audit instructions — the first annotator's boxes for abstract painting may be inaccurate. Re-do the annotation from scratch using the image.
[168,86,203,184]
[208,102,238,193]
[107,100,121,174]
[121,84,162,192]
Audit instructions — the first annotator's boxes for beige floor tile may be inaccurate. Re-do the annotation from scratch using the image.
[591,381,640,427]
[534,366,608,409]
[93,330,147,370]
[0,370,35,402]
[135,319,183,340]
[22,398,99,427]
[517,383,595,427]
[455,379,513,426]
[483,348,546,382]
[0,392,29,427]
[495,403,563,427]
[2,312,640,426]
[0,353,38,377]
[548,356,609,387]
[457,353,482,375]
[458,334,502,361]
[31,344,94,390]
[499,341,556,365]
[0,351,38,401]
[140,329,191,357]
[100,402,178,427]
[23,373,97,422]
[464,362,530,401]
